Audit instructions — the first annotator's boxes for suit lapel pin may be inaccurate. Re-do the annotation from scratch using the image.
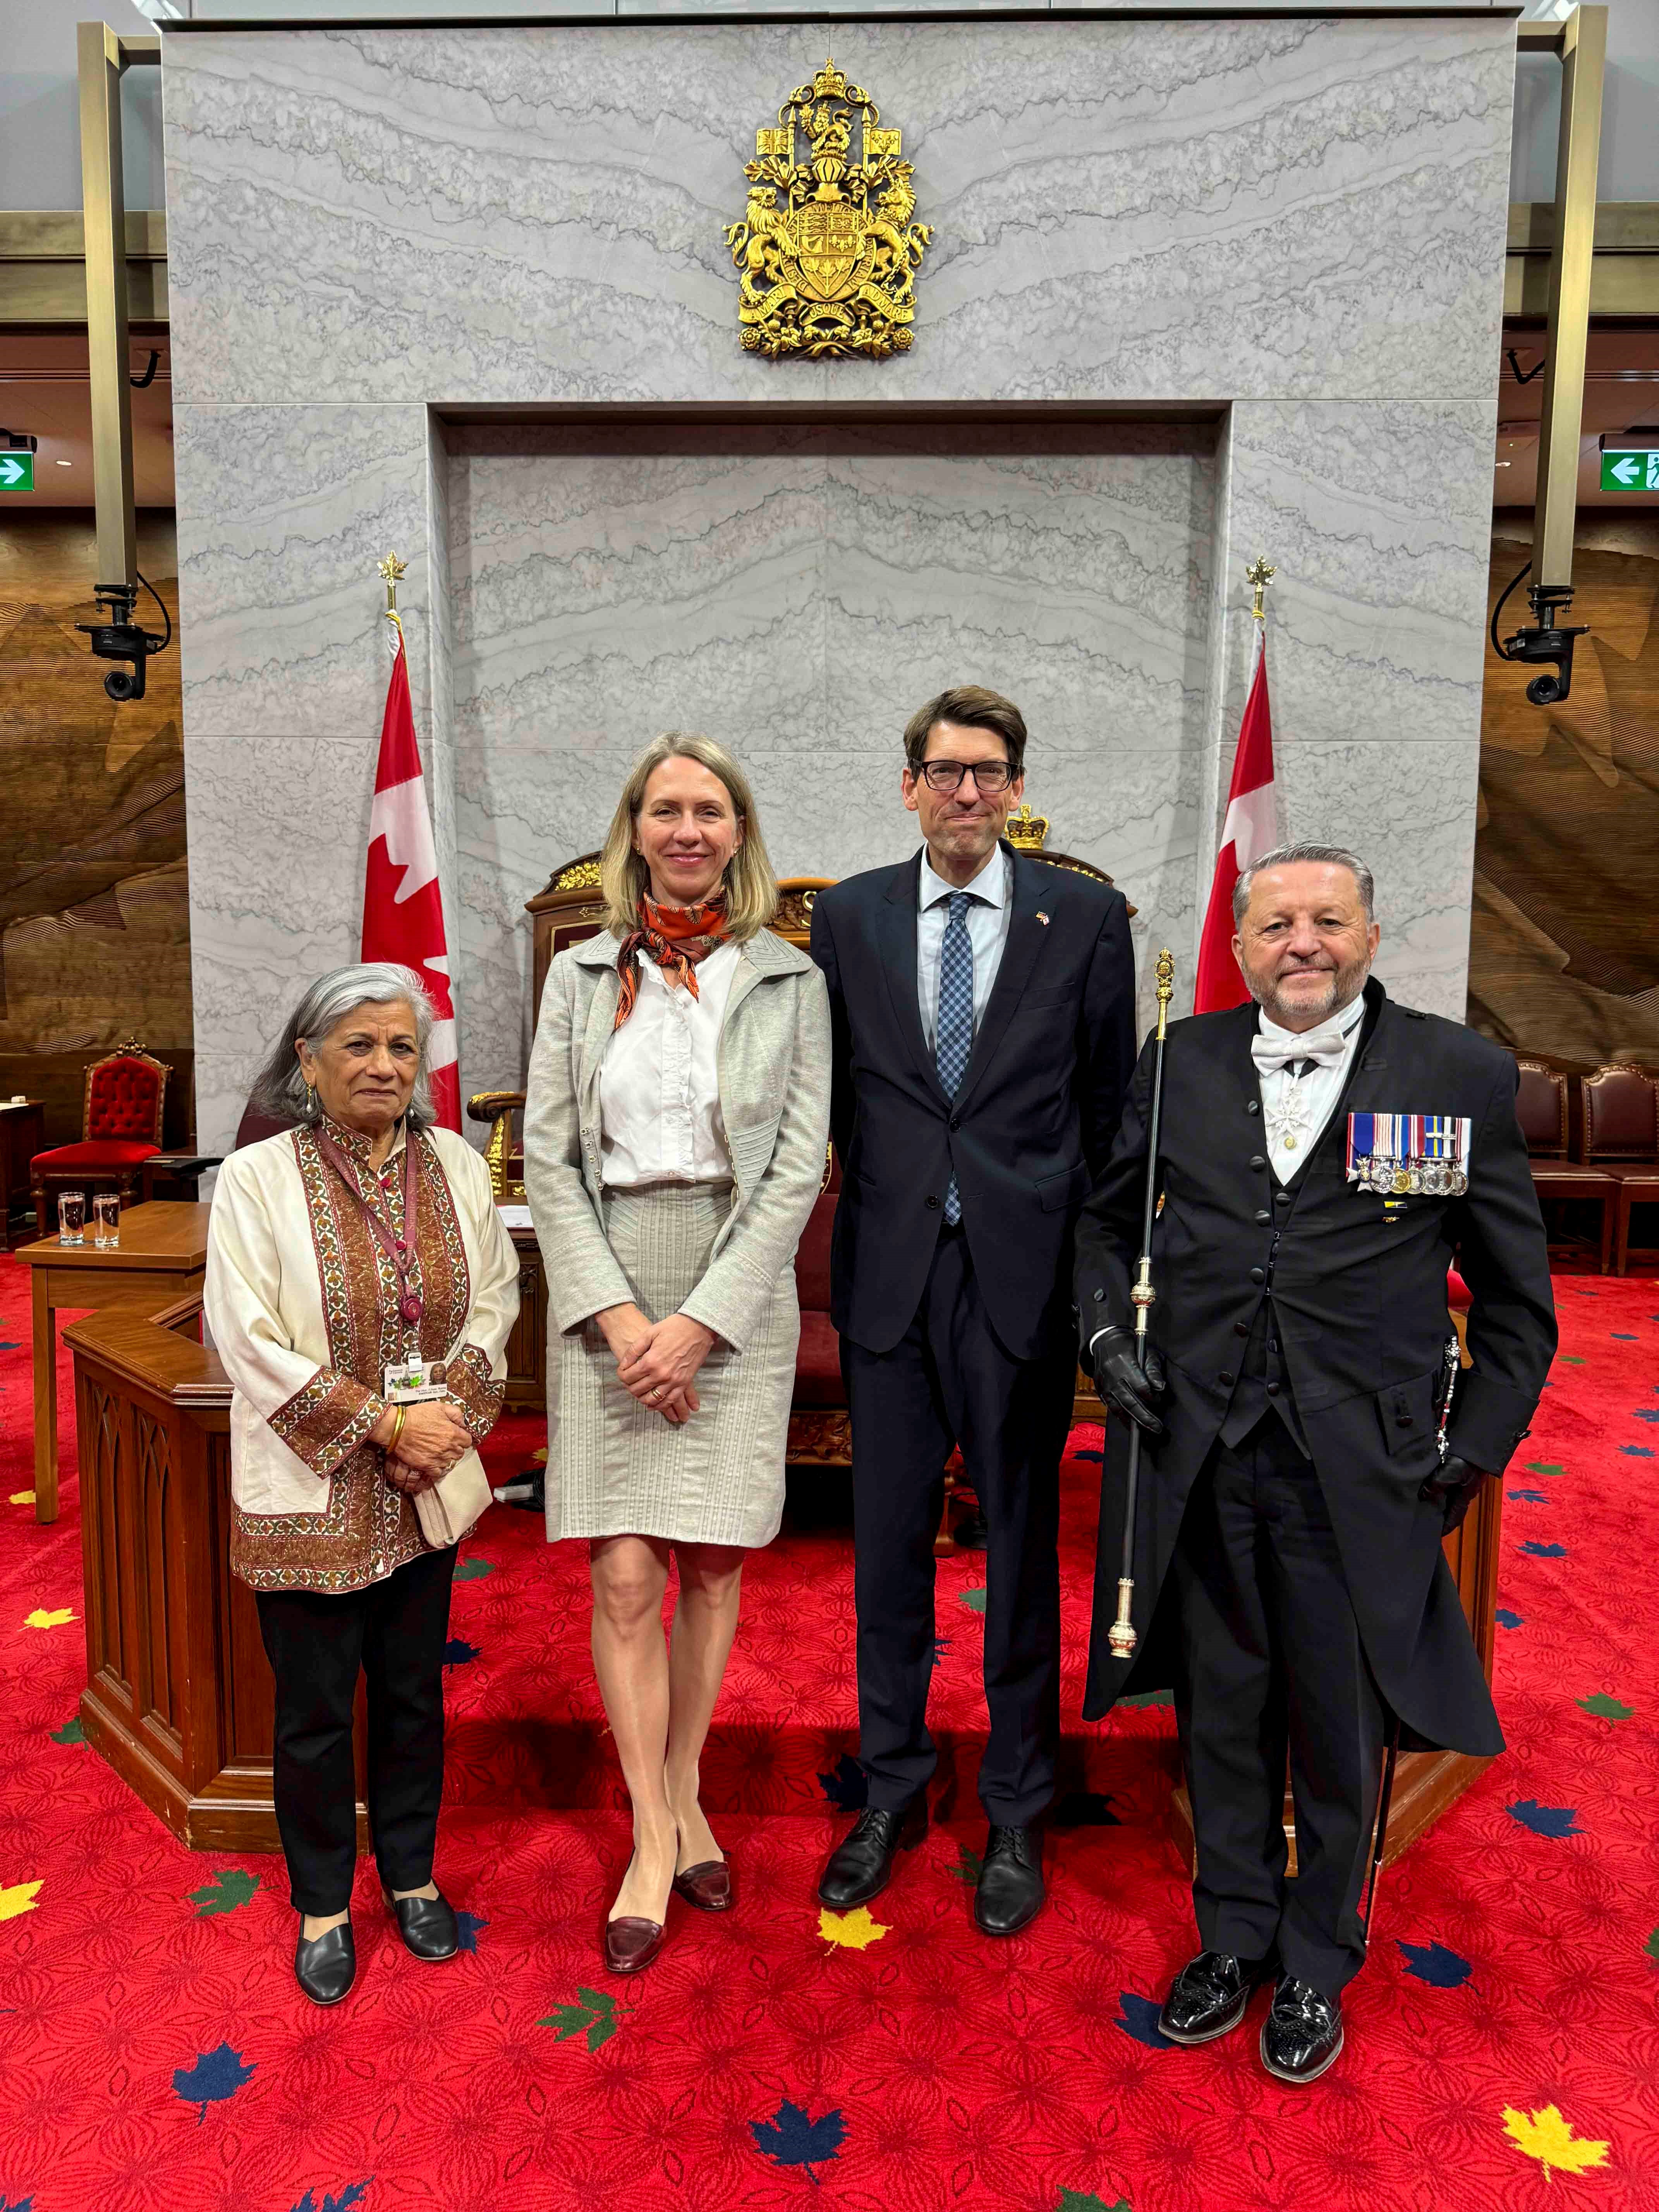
[1035,911,1049,926]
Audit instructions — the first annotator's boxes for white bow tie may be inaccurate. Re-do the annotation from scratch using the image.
[1251,1015,1359,1079]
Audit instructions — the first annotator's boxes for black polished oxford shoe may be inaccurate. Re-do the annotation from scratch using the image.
[817,1799,927,1910]
[1260,1976,1344,2084]
[383,1887,460,1962]
[1158,1950,1275,2045]
[294,1920,356,2006]
[974,1825,1045,1937]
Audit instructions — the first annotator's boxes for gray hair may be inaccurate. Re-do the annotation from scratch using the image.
[247,962,439,1127]
[1232,842,1375,925]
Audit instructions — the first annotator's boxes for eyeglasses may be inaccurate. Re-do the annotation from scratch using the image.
[915,759,1016,794]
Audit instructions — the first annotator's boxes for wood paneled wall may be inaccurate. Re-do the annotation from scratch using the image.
[1470,515,1659,1072]
[0,510,189,1146]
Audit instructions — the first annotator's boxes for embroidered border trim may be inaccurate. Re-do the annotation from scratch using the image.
[267,1367,383,1479]
[447,1340,505,1443]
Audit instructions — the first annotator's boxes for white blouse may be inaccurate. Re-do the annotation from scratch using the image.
[598,938,740,1187]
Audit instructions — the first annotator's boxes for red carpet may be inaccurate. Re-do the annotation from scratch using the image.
[2,1253,1658,2212]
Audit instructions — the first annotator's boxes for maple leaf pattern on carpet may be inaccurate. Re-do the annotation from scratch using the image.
[172,2042,256,2121]
[1,1258,1658,2210]
[751,2099,847,2183]
[1502,2104,1611,2179]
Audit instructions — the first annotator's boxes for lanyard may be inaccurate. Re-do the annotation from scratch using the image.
[316,1123,424,1326]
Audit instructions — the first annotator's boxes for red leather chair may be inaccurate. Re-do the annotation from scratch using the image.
[30,1041,170,1240]
[1514,1058,1615,1273]
[1578,1063,1659,1275]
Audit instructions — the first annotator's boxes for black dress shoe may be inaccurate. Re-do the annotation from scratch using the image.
[382,1887,460,1962]
[1159,1950,1274,2045]
[817,1798,927,1909]
[1260,1976,1344,2083]
[294,1921,356,2006]
[974,1825,1045,1937]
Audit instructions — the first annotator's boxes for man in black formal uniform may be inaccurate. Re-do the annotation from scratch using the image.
[810,685,1136,1935]
[1078,843,1554,2081]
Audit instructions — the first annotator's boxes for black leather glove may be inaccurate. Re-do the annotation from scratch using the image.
[1091,1325,1167,1438]
[1419,1453,1489,1532]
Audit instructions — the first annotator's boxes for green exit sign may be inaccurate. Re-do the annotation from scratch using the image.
[1601,447,1659,491]
[0,452,33,491]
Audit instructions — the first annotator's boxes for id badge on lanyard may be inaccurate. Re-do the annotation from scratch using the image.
[384,1357,450,1405]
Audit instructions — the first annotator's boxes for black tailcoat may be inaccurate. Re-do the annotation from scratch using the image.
[811,844,1136,1360]
[1075,979,1557,1754]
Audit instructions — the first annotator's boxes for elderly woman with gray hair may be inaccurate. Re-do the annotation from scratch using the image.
[204,961,518,2007]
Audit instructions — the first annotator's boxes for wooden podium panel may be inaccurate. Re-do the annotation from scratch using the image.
[66,1299,366,1855]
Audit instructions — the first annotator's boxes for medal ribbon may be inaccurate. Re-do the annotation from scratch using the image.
[316,1123,425,1327]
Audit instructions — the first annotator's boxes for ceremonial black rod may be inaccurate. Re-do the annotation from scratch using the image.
[1108,946,1175,1662]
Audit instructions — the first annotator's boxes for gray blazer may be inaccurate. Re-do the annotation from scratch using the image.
[522,926,833,1351]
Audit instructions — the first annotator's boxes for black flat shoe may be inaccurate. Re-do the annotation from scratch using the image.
[817,1798,927,1909]
[294,1920,356,2006]
[974,1825,1045,1937]
[382,1887,460,1962]
[1159,1950,1275,2045]
[1260,1976,1344,2084]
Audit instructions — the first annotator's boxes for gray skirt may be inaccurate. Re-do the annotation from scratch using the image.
[545,1180,799,1548]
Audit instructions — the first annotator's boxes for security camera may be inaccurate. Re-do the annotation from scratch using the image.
[76,580,170,702]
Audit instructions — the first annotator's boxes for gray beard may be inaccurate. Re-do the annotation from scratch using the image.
[1246,953,1372,1029]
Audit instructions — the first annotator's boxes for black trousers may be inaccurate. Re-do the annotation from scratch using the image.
[255,1544,457,1916]
[843,1225,1074,1828]
[1170,1419,1387,2000]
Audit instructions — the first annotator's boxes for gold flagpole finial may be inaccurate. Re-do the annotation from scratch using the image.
[1245,557,1276,623]
[378,552,408,630]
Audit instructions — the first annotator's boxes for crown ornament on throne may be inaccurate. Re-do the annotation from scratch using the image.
[1005,803,1051,854]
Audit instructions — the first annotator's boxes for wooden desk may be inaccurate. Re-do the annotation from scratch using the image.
[1,1099,45,1248]
[63,1296,369,1853]
[17,1202,211,1525]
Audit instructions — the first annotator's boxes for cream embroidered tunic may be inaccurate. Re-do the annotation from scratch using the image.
[204,1116,520,1594]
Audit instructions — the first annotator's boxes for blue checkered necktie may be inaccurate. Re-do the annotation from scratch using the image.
[935,891,974,1225]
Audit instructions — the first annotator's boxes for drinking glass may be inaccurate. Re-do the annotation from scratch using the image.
[58,1191,86,1246]
[93,1193,120,1249]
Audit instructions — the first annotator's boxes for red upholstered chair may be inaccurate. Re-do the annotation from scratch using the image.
[30,1041,170,1239]
[788,1165,849,1467]
[1514,1058,1615,1273]
[1578,1063,1659,1275]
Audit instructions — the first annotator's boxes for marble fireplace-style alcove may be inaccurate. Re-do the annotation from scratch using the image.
[443,410,1219,1101]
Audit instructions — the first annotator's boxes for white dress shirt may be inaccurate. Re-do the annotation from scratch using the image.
[598,939,740,1187]
[1254,1000,1367,1185]
[916,843,1012,1051]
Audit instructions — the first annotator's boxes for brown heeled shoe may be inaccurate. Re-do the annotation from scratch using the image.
[672,1859,733,1913]
[603,1914,666,1975]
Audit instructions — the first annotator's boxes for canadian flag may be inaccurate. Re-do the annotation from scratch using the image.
[361,630,460,1130]
[1194,632,1277,1014]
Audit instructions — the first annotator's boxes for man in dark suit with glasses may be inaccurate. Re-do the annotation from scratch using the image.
[809,685,1137,1935]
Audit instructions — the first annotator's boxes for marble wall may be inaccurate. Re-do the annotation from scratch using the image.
[161,12,1515,1150]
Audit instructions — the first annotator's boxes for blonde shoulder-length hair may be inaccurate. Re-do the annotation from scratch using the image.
[599,732,779,941]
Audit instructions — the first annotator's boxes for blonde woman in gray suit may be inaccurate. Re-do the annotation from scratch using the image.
[523,733,831,1977]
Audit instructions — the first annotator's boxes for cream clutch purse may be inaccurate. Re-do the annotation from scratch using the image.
[414,1447,493,1550]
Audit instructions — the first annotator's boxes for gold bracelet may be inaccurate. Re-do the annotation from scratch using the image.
[388,1403,408,1455]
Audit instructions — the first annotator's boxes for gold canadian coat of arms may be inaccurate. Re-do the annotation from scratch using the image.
[725,58,932,361]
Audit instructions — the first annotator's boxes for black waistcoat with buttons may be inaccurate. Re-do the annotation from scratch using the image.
[1072,977,1557,1753]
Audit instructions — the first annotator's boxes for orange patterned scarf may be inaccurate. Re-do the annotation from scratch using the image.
[613,894,732,1029]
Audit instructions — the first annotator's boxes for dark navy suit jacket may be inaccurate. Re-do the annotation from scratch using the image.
[809,842,1137,1360]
